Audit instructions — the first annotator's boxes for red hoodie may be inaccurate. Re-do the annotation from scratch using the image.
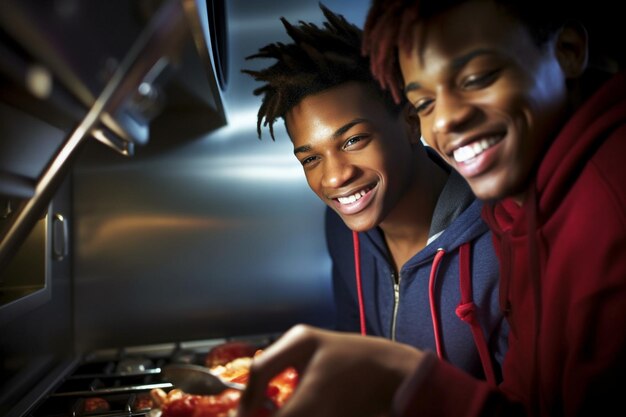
[391,71,626,417]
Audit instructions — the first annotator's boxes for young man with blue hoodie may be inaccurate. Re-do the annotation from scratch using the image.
[243,4,507,384]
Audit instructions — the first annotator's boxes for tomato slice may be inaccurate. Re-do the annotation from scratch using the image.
[158,346,298,417]
[204,342,258,368]
[162,390,240,417]
[82,397,110,413]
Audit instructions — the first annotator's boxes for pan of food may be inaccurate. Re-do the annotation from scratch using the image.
[150,341,298,417]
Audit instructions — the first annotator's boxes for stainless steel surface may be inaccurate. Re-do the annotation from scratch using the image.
[0,177,73,416]
[1,0,228,411]
[0,1,371,415]
[52,213,68,261]
[71,0,369,352]
[48,383,173,397]
[0,0,227,273]
[161,363,245,395]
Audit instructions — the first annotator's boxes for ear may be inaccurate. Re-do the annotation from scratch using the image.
[555,22,589,78]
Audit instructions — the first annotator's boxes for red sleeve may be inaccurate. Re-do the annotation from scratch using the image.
[391,352,525,417]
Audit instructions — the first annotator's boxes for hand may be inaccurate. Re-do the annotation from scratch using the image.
[237,324,425,417]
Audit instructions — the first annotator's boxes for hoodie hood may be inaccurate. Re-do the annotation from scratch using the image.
[480,70,626,413]
[486,70,626,234]
[326,169,506,382]
[351,170,501,384]
[362,167,486,268]
[538,70,626,220]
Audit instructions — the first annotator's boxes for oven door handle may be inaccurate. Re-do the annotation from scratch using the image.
[52,213,68,261]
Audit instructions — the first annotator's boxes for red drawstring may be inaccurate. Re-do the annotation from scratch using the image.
[429,249,446,359]
[352,233,496,384]
[455,243,497,386]
[352,231,367,336]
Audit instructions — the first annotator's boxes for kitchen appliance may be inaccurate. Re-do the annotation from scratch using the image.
[0,0,228,272]
[16,334,277,417]
[0,1,370,416]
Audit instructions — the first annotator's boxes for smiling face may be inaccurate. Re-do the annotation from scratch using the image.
[398,0,574,201]
[285,81,421,232]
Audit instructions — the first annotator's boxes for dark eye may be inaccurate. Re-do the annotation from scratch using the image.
[412,98,434,116]
[343,135,369,150]
[300,155,319,167]
[462,69,500,89]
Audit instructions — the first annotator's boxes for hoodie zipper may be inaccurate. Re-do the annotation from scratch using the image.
[391,272,400,341]
[389,251,441,343]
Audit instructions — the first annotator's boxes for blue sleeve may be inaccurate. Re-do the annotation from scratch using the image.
[324,207,361,332]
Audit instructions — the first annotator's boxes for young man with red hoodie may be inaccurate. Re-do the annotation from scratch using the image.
[237,1,626,417]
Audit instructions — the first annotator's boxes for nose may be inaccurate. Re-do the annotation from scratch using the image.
[432,91,475,135]
[321,154,355,189]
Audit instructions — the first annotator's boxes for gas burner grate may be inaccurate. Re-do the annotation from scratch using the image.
[26,335,276,417]
[30,393,154,417]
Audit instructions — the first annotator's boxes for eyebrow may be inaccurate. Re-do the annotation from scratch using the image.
[403,48,494,95]
[293,118,368,155]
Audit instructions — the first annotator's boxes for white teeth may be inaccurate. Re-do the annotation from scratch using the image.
[337,189,367,205]
[453,137,499,163]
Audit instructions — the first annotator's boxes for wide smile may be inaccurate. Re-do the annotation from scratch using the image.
[452,135,502,163]
[337,186,372,204]
[330,183,377,215]
[449,134,504,178]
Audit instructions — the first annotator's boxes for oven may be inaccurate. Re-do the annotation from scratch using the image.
[0,1,370,416]
[19,334,278,417]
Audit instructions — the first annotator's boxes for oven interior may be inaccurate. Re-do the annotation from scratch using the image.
[25,334,278,417]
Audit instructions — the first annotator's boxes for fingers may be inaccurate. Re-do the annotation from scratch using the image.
[267,374,327,417]
[237,324,425,417]
[237,324,319,417]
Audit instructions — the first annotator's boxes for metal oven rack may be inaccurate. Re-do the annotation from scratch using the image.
[26,334,276,417]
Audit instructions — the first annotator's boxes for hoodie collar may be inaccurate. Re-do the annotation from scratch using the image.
[537,70,626,220]
[485,70,626,235]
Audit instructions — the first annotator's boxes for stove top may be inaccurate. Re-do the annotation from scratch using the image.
[25,334,277,417]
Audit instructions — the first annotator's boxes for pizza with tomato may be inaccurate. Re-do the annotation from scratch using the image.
[151,342,298,417]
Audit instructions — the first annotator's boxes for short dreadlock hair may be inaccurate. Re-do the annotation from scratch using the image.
[363,0,624,104]
[242,3,405,140]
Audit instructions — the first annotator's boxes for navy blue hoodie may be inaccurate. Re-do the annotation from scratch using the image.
[326,168,508,382]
